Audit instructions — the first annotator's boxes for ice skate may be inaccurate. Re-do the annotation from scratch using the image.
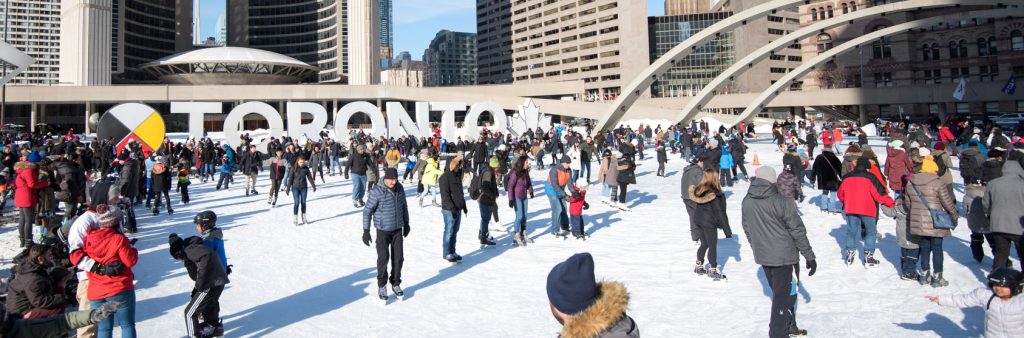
[479,233,496,247]
[708,267,726,281]
[302,213,309,225]
[845,250,856,266]
[694,261,707,275]
[788,327,808,337]
[512,233,525,247]
[294,215,299,226]
[864,251,879,268]
[919,270,932,286]
[378,286,388,304]
[900,271,921,281]
[392,285,405,300]
[930,272,949,288]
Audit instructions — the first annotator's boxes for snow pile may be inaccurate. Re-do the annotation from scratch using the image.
[861,123,878,137]
[0,137,1001,337]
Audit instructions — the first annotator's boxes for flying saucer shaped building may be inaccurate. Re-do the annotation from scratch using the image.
[140,47,320,85]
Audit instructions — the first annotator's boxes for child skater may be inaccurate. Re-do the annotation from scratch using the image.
[568,178,589,240]
[168,212,230,338]
[928,268,1023,336]
[177,158,191,204]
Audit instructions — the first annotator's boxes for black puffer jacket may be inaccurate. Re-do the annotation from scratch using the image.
[53,159,85,203]
[119,158,140,198]
[811,151,842,191]
[439,165,467,212]
[347,152,369,176]
[5,260,66,315]
[478,169,498,206]
[616,157,636,185]
[238,151,264,175]
[287,165,316,190]
[741,178,816,266]
[688,186,731,236]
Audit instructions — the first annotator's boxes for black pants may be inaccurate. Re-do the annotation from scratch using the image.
[970,233,996,262]
[18,207,36,243]
[376,229,404,288]
[992,232,1024,271]
[618,183,628,204]
[733,163,748,179]
[657,161,665,176]
[764,264,800,338]
[684,200,698,242]
[696,224,718,267]
[179,185,190,204]
[185,285,223,338]
[217,173,231,190]
[153,190,172,212]
[268,179,281,203]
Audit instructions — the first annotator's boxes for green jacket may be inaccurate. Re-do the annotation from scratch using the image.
[5,311,92,338]
[580,142,598,162]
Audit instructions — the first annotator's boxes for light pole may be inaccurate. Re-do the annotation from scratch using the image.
[2,0,8,127]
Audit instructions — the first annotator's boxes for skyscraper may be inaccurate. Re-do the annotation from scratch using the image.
[60,0,112,85]
[110,0,195,83]
[216,13,226,45]
[665,0,710,16]
[423,30,477,87]
[380,0,392,49]
[2,0,62,85]
[476,0,513,84]
[349,0,381,84]
[193,0,201,45]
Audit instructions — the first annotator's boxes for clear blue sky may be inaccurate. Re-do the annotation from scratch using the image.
[200,0,667,59]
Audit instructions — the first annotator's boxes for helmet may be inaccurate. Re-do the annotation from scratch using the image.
[987,268,1024,296]
[193,210,217,230]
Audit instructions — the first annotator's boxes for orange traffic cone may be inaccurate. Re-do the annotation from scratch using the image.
[752,152,760,166]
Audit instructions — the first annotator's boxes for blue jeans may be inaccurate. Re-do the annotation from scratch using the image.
[204,163,214,180]
[479,203,491,236]
[580,161,592,183]
[570,215,584,235]
[571,170,580,183]
[844,214,877,253]
[901,248,920,275]
[546,194,569,234]
[89,290,136,338]
[442,209,461,257]
[919,236,944,273]
[820,190,842,212]
[146,178,154,204]
[352,174,368,202]
[292,187,308,215]
[331,157,342,174]
[602,183,610,197]
[513,198,528,233]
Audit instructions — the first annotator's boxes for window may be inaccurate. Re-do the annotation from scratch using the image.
[770,67,788,74]
[986,102,1000,114]
[850,2,857,11]
[989,37,998,55]
[923,69,942,84]
[979,65,999,81]
[951,67,969,82]
[1017,101,1024,112]
[827,5,834,18]
[842,3,849,14]
[922,44,931,60]
[950,39,968,58]
[872,26,891,58]
[874,72,893,87]
[978,38,990,56]
[817,33,833,54]
[811,8,818,21]
[929,104,941,115]
[1012,30,1023,51]
[955,103,970,115]
[931,43,941,60]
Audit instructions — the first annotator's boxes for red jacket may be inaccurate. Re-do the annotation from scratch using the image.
[884,147,913,191]
[569,189,586,216]
[821,132,835,146]
[837,176,894,217]
[833,129,843,145]
[14,162,48,208]
[83,228,138,300]
[938,127,955,143]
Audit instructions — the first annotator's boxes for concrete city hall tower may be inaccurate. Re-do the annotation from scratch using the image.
[59,0,113,85]
[349,0,382,85]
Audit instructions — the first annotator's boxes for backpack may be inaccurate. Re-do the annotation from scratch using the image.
[959,152,981,181]
[152,162,166,175]
[469,173,483,200]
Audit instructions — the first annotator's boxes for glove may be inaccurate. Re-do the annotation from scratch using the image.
[345,174,350,180]
[463,208,468,215]
[313,187,317,193]
[561,195,570,203]
[583,202,590,210]
[725,231,733,239]
[90,261,125,276]
[403,225,410,238]
[226,265,233,275]
[806,259,817,276]
[285,188,290,196]
[89,301,121,323]
[362,229,372,246]
[509,200,515,209]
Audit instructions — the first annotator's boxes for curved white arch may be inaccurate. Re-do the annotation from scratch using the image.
[595,0,809,131]
[737,8,1024,123]
[673,0,996,125]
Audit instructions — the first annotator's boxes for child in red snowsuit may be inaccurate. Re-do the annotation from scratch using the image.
[569,179,589,239]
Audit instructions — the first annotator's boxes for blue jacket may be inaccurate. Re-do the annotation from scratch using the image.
[720,151,734,170]
[544,165,571,198]
[202,228,228,274]
[362,182,410,232]
[219,161,234,174]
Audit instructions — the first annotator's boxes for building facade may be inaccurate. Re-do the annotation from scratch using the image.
[1,0,61,85]
[665,0,709,16]
[476,0,513,84]
[798,1,1024,118]
[504,0,649,101]
[714,0,803,94]
[423,30,477,87]
[60,0,112,86]
[112,0,195,83]
[227,0,348,83]
[348,0,381,84]
[381,60,424,87]
[648,12,735,98]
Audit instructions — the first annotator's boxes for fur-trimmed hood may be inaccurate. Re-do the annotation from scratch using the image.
[14,161,37,171]
[687,185,720,204]
[560,282,638,338]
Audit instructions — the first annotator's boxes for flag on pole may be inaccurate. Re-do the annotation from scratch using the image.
[953,77,967,101]
[1003,75,1017,95]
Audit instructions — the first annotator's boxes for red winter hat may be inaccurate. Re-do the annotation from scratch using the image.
[933,142,946,151]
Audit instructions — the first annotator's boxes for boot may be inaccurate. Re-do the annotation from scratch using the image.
[931,272,949,288]
[694,260,707,275]
[294,215,299,226]
[864,250,879,267]
[302,213,308,225]
[845,250,856,266]
[479,233,495,246]
[919,269,931,286]
[970,234,985,263]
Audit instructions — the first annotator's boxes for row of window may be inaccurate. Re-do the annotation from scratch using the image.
[920,65,1004,84]
[810,1,857,21]
[923,32,1024,61]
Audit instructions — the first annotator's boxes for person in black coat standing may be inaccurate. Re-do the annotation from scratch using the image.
[286,156,317,225]
[476,161,499,246]
[688,169,732,280]
[267,149,287,207]
[169,234,229,338]
[439,155,468,263]
[238,145,264,196]
[150,156,173,215]
[811,148,843,213]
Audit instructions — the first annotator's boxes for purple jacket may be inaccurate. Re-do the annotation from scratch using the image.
[506,170,533,201]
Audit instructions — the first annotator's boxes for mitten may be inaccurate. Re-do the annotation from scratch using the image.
[90,301,122,323]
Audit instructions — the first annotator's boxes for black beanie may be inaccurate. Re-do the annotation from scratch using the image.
[560,155,571,164]
[547,252,598,315]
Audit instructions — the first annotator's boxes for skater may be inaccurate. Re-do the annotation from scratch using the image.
[884,140,913,196]
[150,157,173,216]
[506,156,533,246]
[14,151,47,247]
[905,156,958,287]
[545,156,572,237]
[983,161,1024,271]
[347,145,370,207]
[811,148,842,213]
[928,268,1024,336]
[476,158,499,246]
[598,149,619,204]
[681,158,704,244]
[568,178,589,239]
[418,154,441,207]
[881,199,921,280]
[655,142,667,177]
[68,181,125,338]
[168,232,229,338]
[215,155,232,190]
[176,158,191,205]
[286,156,317,226]
[239,145,263,196]
[742,166,817,338]
[362,168,410,301]
[194,211,229,276]
[719,144,734,187]
[615,150,636,210]
[837,159,894,267]
[688,169,732,280]
[267,149,287,207]
[83,205,138,338]
[439,156,467,263]
[729,136,749,181]
[580,136,597,183]
[545,253,640,337]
